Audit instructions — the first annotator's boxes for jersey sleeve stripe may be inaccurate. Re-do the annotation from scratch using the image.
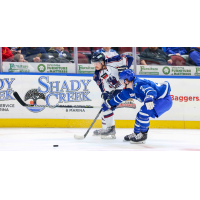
[144,87,152,91]
[114,97,121,103]
[146,90,156,95]
[117,94,123,102]
[158,82,169,99]
[107,58,123,64]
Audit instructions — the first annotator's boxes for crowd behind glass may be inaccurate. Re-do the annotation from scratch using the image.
[1,47,200,67]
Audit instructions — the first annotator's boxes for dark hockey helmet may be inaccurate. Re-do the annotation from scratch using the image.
[119,69,135,82]
[91,52,105,64]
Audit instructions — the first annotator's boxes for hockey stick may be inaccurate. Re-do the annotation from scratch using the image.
[13,91,95,109]
[13,91,135,109]
[74,81,121,140]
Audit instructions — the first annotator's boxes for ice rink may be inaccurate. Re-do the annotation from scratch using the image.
[0,128,200,151]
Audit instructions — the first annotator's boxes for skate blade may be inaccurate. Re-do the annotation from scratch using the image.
[101,135,116,139]
[130,140,146,144]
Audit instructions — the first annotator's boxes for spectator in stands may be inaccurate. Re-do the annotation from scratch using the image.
[2,47,13,61]
[44,47,51,52]
[140,47,172,65]
[47,47,74,63]
[21,47,49,62]
[96,47,118,58]
[10,47,21,55]
[166,47,187,56]
[14,54,27,62]
[189,47,200,66]
[166,47,189,66]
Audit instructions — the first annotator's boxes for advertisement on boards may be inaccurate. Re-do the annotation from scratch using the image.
[0,74,200,123]
[0,74,137,120]
[137,65,200,76]
[2,62,76,73]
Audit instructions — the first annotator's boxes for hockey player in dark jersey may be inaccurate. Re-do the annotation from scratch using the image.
[101,69,173,143]
[91,52,133,139]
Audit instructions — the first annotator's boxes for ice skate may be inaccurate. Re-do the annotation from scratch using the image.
[93,128,106,136]
[123,133,135,142]
[129,132,147,144]
[101,126,116,139]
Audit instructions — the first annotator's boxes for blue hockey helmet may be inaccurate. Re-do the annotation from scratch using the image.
[91,52,105,64]
[119,69,135,82]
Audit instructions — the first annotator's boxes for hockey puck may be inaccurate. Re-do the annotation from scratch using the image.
[53,145,59,147]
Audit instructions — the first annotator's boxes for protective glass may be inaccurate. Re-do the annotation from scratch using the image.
[1,47,75,73]
[77,47,135,74]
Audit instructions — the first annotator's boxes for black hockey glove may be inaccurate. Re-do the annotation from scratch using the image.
[101,91,110,100]
[102,100,111,112]
[118,65,128,74]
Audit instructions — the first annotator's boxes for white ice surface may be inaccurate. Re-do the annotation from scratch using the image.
[0,128,200,151]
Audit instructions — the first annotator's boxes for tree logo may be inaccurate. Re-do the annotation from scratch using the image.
[37,64,46,72]
[162,67,170,75]
[24,89,46,113]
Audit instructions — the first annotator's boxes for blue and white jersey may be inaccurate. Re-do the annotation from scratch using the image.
[96,48,118,58]
[109,77,171,106]
[93,54,133,93]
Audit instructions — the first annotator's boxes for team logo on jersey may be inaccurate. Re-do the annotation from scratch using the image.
[130,93,135,97]
[24,89,46,113]
[134,83,137,87]
[140,86,146,93]
[106,75,118,88]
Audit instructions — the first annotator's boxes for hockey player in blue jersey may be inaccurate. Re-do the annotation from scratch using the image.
[101,69,173,143]
[91,52,133,139]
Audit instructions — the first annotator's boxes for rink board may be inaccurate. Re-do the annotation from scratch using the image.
[0,73,200,129]
[0,119,199,129]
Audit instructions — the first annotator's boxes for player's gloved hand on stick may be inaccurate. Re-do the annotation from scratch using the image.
[101,100,112,111]
[144,95,155,110]
[101,91,110,100]
[118,65,128,74]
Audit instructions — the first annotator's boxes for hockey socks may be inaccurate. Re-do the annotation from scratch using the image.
[134,111,150,134]
[103,110,115,128]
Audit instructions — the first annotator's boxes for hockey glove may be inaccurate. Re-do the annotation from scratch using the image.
[144,95,155,110]
[101,100,111,112]
[118,65,128,74]
[101,91,110,100]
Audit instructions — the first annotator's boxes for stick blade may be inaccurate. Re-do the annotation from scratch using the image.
[74,134,85,140]
[13,91,28,106]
